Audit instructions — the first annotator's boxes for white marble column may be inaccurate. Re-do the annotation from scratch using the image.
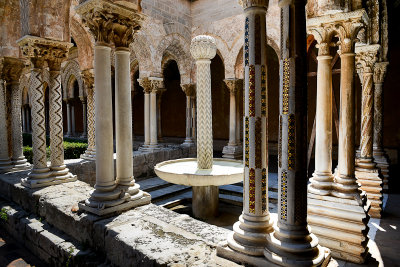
[150,78,163,149]
[156,89,165,142]
[191,95,196,141]
[227,1,274,257]
[307,26,334,196]
[235,83,242,145]
[21,106,26,133]
[81,69,96,160]
[306,11,370,264]
[71,105,76,136]
[80,97,88,138]
[48,58,76,182]
[264,1,329,265]
[373,62,389,191]
[138,78,151,148]
[355,44,382,218]
[222,79,242,159]
[181,83,195,146]
[65,100,72,136]
[0,60,13,172]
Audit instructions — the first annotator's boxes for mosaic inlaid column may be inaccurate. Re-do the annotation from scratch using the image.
[307,10,370,264]
[138,77,151,149]
[227,1,274,256]
[77,0,150,215]
[2,58,30,170]
[181,83,195,146]
[0,59,13,172]
[307,26,334,196]
[222,79,243,159]
[48,54,76,182]
[355,44,382,218]
[264,1,329,265]
[81,69,96,160]
[373,62,389,191]
[65,100,72,137]
[17,37,52,186]
[80,97,87,138]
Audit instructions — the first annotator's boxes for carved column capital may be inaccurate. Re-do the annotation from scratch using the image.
[224,79,243,95]
[137,77,152,93]
[150,78,164,93]
[306,25,336,56]
[1,57,26,83]
[75,0,144,47]
[373,61,389,84]
[17,35,72,70]
[355,44,380,74]
[81,69,95,92]
[190,35,217,61]
[239,0,269,9]
[181,83,196,97]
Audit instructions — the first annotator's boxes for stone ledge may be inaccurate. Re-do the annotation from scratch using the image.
[0,171,241,266]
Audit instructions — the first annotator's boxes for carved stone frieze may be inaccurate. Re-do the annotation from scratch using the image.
[373,61,389,84]
[75,0,144,47]
[17,36,72,69]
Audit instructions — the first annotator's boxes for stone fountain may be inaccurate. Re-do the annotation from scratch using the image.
[155,35,243,219]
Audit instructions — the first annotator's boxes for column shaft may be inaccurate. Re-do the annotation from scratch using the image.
[71,105,76,136]
[228,91,236,145]
[81,100,87,138]
[150,90,158,146]
[0,78,12,170]
[66,101,72,136]
[185,95,192,141]
[22,106,26,133]
[359,71,374,161]
[144,92,150,145]
[87,88,95,155]
[115,49,134,185]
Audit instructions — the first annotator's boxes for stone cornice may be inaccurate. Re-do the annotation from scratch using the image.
[307,9,369,28]
[355,44,380,73]
[1,57,26,83]
[373,61,389,84]
[181,83,196,96]
[239,0,269,9]
[75,0,145,47]
[17,35,72,69]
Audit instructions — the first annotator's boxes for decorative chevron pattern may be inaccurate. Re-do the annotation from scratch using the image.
[196,61,213,169]
[87,88,95,153]
[49,71,65,166]
[30,69,47,169]
[11,84,24,159]
[360,73,374,158]
[0,80,10,160]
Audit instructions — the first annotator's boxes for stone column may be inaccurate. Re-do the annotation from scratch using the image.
[181,83,195,146]
[307,26,334,195]
[150,78,163,149]
[222,79,242,159]
[138,77,151,148]
[190,35,218,219]
[81,69,96,160]
[373,62,389,191]
[71,105,76,136]
[264,1,330,265]
[2,58,30,170]
[80,97,88,138]
[65,99,72,137]
[355,44,382,218]
[48,55,76,182]
[0,59,13,172]
[306,10,370,264]
[21,106,26,133]
[227,1,274,257]
[76,0,150,216]
[191,95,196,141]
[157,88,165,142]
[235,82,243,145]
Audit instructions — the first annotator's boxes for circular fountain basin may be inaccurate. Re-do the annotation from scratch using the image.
[154,158,243,186]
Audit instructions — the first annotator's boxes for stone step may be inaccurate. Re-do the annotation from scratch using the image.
[137,177,170,192]
[149,184,191,203]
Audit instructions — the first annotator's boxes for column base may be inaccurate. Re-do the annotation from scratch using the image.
[79,190,151,217]
[80,133,87,139]
[12,157,31,171]
[181,138,195,147]
[0,158,14,173]
[374,150,389,192]
[192,186,218,219]
[355,166,383,218]
[222,144,243,160]
[307,192,370,264]
[80,148,96,160]
[138,144,162,152]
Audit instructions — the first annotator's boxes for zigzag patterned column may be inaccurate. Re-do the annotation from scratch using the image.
[81,69,95,160]
[0,59,13,172]
[48,59,76,182]
[264,1,330,265]
[227,1,274,257]
[355,44,382,218]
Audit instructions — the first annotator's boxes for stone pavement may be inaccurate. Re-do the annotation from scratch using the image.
[0,231,43,267]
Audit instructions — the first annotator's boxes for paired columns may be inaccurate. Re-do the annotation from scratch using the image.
[1,57,30,172]
[306,10,370,264]
[355,44,383,218]
[138,77,163,151]
[181,83,196,147]
[76,0,150,216]
[222,79,243,159]
[80,69,96,160]
[372,62,389,191]
[17,36,76,188]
